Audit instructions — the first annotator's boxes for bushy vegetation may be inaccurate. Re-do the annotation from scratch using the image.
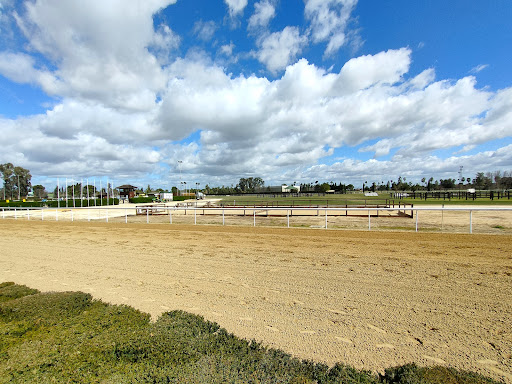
[0,199,119,208]
[172,195,189,201]
[129,197,155,203]
[0,282,501,384]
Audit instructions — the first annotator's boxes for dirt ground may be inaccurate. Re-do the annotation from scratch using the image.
[0,219,511,382]
[2,202,511,234]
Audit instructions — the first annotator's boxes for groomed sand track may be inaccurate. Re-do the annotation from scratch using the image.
[1,220,511,382]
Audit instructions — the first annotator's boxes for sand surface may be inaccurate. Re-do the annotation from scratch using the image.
[3,200,511,234]
[1,219,511,382]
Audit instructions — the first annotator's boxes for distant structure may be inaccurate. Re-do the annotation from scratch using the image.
[117,185,138,202]
[256,185,301,193]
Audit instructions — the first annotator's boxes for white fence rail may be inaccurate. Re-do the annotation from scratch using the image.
[2,206,512,234]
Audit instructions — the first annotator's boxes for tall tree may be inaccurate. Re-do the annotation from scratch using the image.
[0,163,14,199]
[237,177,264,193]
[32,185,47,199]
[0,163,31,199]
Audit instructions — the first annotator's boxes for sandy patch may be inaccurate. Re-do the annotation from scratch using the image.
[1,220,511,382]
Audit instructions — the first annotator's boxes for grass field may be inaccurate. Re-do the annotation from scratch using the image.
[217,193,512,207]
[0,282,501,383]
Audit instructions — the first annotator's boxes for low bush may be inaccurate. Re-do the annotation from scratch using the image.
[129,197,154,204]
[381,363,498,383]
[0,282,39,303]
[0,199,119,208]
[0,283,501,384]
[45,198,119,207]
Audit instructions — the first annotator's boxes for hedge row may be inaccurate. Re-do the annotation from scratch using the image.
[0,199,119,208]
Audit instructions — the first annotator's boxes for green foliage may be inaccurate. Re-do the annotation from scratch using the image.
[0,201,44,207]
[129,197,154,203]
[0,199,119,207]
[0,282,39,302]
[172,195,188,201]
[381,363,498,384]
[0,283,501,384]
[238,177,265,193]
[0,163,31,199]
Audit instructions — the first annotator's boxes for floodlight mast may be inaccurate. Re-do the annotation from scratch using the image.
[178,160,183,196]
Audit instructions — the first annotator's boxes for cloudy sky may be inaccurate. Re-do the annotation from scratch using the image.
[0,0,511,190]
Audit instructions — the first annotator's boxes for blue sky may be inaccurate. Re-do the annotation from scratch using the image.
[0,0,511,190]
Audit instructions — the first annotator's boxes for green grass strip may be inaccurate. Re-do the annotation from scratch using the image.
[218,194,512,207]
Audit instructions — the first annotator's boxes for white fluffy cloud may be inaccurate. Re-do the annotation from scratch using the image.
[248,0,276,30]
[5,0,174,110]
[255,26,308,73]
[0,1,511,188]
[224,0,248,17]
[304,0,358,56]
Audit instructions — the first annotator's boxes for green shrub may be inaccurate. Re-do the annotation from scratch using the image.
[381,363,499,383]
[0,201,44,208]
[129,197,154,204]
[0,283,39,303]
[0,199,119,208]
[45,198,119,207]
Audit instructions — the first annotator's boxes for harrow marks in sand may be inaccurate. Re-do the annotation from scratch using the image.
[0,220,511,382]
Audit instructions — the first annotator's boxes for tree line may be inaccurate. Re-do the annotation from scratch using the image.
[2,163,512,200]
[358,171,512,193]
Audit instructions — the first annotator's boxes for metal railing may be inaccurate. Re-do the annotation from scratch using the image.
[2,206,512,234]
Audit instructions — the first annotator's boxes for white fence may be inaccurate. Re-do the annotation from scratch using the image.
[2,206,512,234]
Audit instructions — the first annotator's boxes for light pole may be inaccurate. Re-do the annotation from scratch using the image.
[178,161,183,196]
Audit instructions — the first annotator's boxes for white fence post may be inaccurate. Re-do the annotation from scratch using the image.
[8,206,509,234]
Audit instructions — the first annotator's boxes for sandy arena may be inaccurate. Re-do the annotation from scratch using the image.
[0,219,511,382]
